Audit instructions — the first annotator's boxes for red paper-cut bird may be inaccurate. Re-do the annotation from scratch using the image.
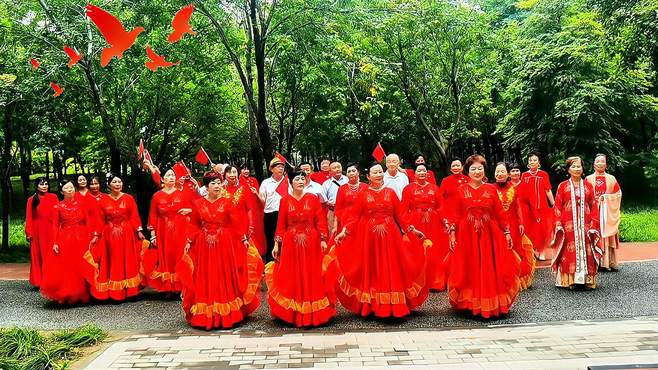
[50,82,64,97]
[30,58,40,71]
[64,46,83,68]
[168,4,196,43]
[145,45,180,72]
[85,4,145,67]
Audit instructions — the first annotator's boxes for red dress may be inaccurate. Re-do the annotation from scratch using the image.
[552,180,602,289]
[333,182,368,234]
[146,189,193,292]
[401,182,448,291]
[177,193,263,330]
[84,194,145,301]
[444,183,520,318]
[240,176,266,256]
[520,170,554,257]
[328,186,429,318]
[438,173,470,204]
[405,169,437,184]
[41,198,96,304]
[496,183,536,290]
[25,193,58,288]
[264,193,335,327]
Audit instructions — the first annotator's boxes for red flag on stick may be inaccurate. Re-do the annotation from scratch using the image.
[195,147,212,166]
[173,160,192,179]
[372,142,386,162]
[275,176,289,198]
[138,139,145,158]
[274,151,287,166]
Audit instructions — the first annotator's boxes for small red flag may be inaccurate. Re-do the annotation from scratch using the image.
[195,147,211,166]
[173,161,192,179]
[274,151,287,165]
[275,176,289,198]
[138,139,145,158]
[372,142,386,162]
[143,149,152,163]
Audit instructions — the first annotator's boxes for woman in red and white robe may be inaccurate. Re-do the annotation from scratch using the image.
[552,156,601,289]
[585,154,621,271]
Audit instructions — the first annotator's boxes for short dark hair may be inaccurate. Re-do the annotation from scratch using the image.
[223,164,238,178]
[288,169,307,182]
[345,162,359,172]
[106,172,122,183]
[414,163,428,172]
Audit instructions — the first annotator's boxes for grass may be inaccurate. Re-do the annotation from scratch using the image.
[0,325,107,370]
[620,208,658,242]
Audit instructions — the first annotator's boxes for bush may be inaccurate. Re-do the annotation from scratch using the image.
[619,208,658,242]
[0,325,107,370]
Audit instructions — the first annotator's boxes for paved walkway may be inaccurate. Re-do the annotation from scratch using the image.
[84,317,658,369]
[2,242,657,281]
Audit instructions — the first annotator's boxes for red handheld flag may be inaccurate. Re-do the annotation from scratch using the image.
[138,139,145,158]
[274,151,287,165]
[173,160,192,179]
[275,176,289,198]
[143,149,152,163]
[372,142,386,162]
[195,147,211,166]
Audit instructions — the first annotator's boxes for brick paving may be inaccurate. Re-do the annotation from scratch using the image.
[84,317,658,369]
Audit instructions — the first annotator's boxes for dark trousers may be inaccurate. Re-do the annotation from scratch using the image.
[264,211,279,263]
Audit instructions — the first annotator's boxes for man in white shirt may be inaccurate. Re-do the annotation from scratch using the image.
[322,162,348,229]
[297,162,327,203]
[258,157,286,262]
[383,153,409,200]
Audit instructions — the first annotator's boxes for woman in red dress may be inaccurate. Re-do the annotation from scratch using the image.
[332,163,368,236]
[224,165,259,254]
[146,168,193,292]
[84,173,146,301]
[41,178,99,304]
[25,177,58,288]
[401,163,448,292]
[405,155,437,184]
[177,172,263,330]
[445,155,520,319]
[265,170,335,327]
[332,163,429,318]
[494,162,536,290]
[241,165,266,256]
[521,153,555,261]
[438,158,470,204]
[88,176,105,202]
[552,156,601,289]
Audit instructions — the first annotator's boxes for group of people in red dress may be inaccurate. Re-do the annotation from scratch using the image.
[25,151,621,328]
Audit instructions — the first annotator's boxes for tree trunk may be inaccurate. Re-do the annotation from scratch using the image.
[1,100,17,249]
[45,150,50,181]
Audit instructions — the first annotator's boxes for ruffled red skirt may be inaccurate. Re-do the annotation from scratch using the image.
[143,215,188,292]
[40,224,91,305]
[83,222,146,301]
[177,231,263,330]
[264,228,335,327]
[410,210,449,291]
[326,218,429,318]
[446,221,520,318]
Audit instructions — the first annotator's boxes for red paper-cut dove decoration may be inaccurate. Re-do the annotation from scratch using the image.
[30,58,40,71]
[145,45,180,72]
[50,82,64,97]
[168,4,196,43]
[64,46,83,68]
[85,4,145,67]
